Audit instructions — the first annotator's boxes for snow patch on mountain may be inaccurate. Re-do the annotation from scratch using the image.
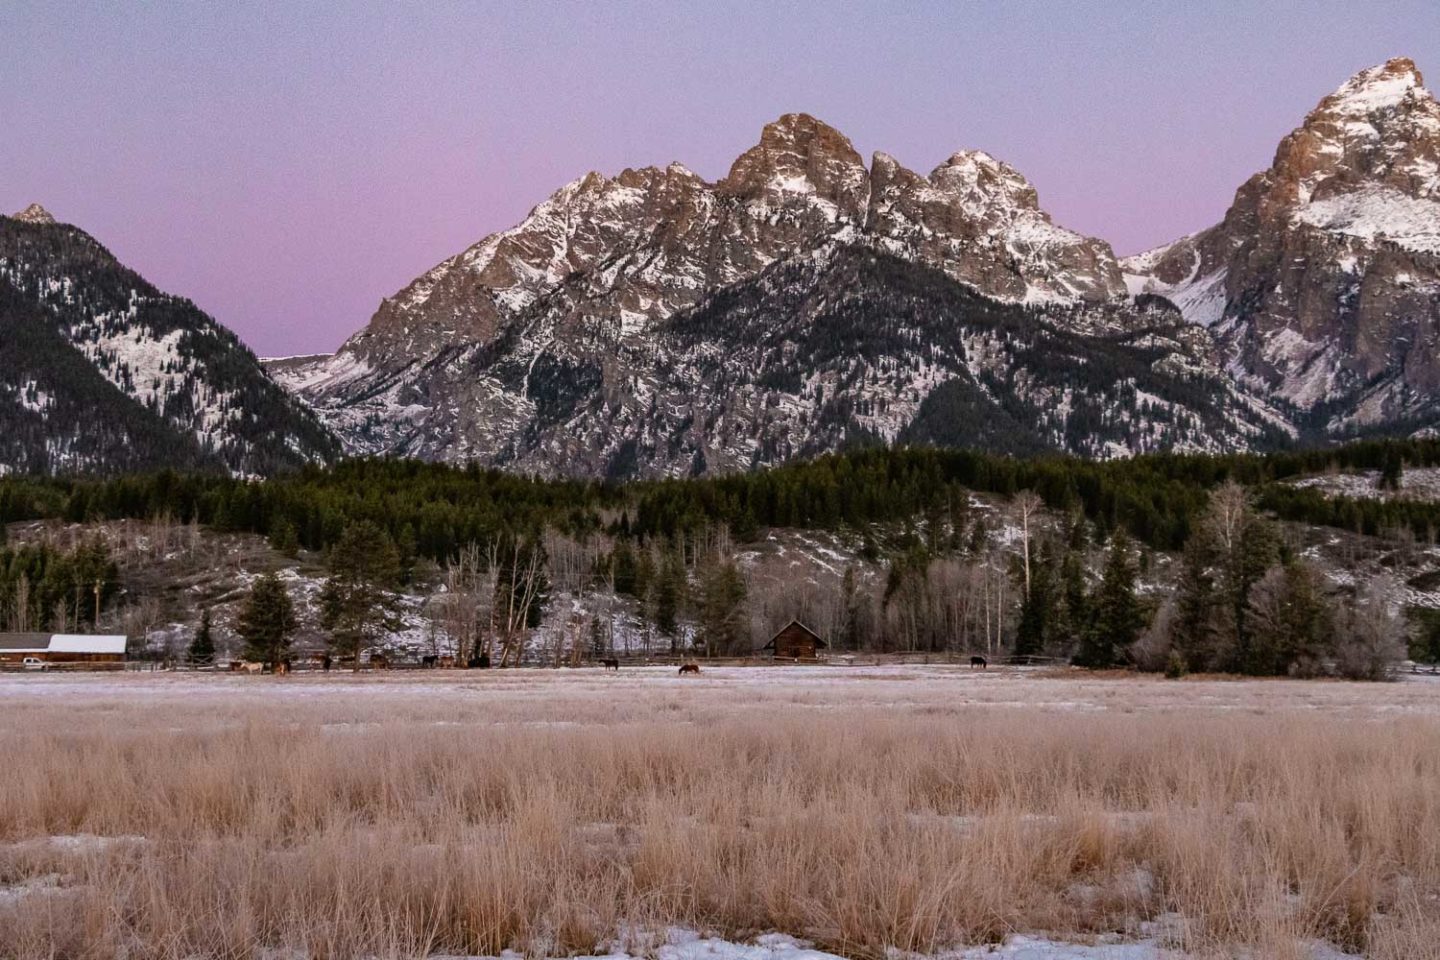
[1294,186,1440,253]
[1326,58,1427,116]
[1122,241,1229,329]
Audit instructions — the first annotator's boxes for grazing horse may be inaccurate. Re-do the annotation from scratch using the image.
[970,655,988,670]
[601,658,620,671]
[678,663,700,676]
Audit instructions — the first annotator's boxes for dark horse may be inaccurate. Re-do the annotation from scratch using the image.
[970,655,988,670]
[678,663,701,676]
[600,658,620,671]
[421,655,439,668]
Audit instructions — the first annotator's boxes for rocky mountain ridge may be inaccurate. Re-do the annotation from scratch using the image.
[273,112,1230,476]
[333,113,1128,366]
[1124,57,1440,438]
[11,59,1438,480]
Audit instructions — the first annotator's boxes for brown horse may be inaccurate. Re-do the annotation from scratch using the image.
[600,658,620,671]
[970,655,988,670]
[678,663,700,676]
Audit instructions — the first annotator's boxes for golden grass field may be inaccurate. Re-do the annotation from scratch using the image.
[1,666,1438,960]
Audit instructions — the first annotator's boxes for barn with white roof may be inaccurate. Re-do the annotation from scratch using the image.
[0,633,128,664]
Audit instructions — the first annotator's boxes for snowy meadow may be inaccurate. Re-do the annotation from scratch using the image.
[1,666,1438,960]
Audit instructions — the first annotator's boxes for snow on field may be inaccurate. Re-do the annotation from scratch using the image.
[429,927,1359,960]
[2,665,1437,723]
[0,669,1415,960]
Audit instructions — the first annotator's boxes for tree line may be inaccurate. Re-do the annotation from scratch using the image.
[4,439,1440,563]
[2,439,1437,675]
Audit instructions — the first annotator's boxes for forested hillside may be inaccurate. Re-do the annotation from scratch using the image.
[4,439,1439,559]
[3,440,1438,675]
[0,211,339,476]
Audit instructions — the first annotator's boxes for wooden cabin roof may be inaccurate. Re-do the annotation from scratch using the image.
[760,619,828,650]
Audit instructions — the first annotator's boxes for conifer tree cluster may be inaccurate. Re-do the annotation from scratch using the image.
[0,439,1429,674]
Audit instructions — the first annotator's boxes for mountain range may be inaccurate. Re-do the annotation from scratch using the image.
[4,58,1438,478]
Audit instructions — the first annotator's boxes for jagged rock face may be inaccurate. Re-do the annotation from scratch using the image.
[285,114,1138,472]
[350,115,1126,364]
[1125,58,1440,434]
[869,150,1125,303]
[276,246,1285,478]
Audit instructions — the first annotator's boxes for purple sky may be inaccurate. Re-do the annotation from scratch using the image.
[4,2,1437,356]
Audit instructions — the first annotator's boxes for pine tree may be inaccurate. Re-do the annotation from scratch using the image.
[966,518,989,558]
[396,524,419,584]
[237,573,296,669]
[697,555,747,657]
[320,521,403,670]
[1173,483,1279,673]
[611,541,639,597]
[1056,548,1091,656]
[1245,560,1333,676]
[1414,610,1440,668]
[188,608,215,664]
[652,550,686,641]
[268,516,300,557]
[588,615,607,658]
[1078,530,1143,668]
[1014,540,1058,657]
[1378,448,1404,492]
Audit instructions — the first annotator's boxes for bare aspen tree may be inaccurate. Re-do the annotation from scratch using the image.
[1011,491,1043,599]
[10,574,30,633]
[1210,481,1248,556]
[497,541,546,667]
[435,543,482,661]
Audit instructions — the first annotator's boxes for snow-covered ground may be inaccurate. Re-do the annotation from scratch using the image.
[2,667,1428,959]
[1289,465,1440,501]
[3,664,1436,719]
[436,928,1359,960]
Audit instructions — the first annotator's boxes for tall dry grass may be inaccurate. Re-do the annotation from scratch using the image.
[0,670,1437,958]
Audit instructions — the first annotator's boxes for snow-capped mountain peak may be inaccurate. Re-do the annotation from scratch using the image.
[1123,57,1440,436]
[271,113,1224,475]
[264,58,1440,475]
[1322,57,1428,118]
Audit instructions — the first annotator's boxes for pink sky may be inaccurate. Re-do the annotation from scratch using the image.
[3,1,1436,355]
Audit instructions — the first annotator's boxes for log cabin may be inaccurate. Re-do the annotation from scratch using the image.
[759,620,827,661]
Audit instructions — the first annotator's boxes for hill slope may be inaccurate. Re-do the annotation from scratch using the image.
[0,206,339,475]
